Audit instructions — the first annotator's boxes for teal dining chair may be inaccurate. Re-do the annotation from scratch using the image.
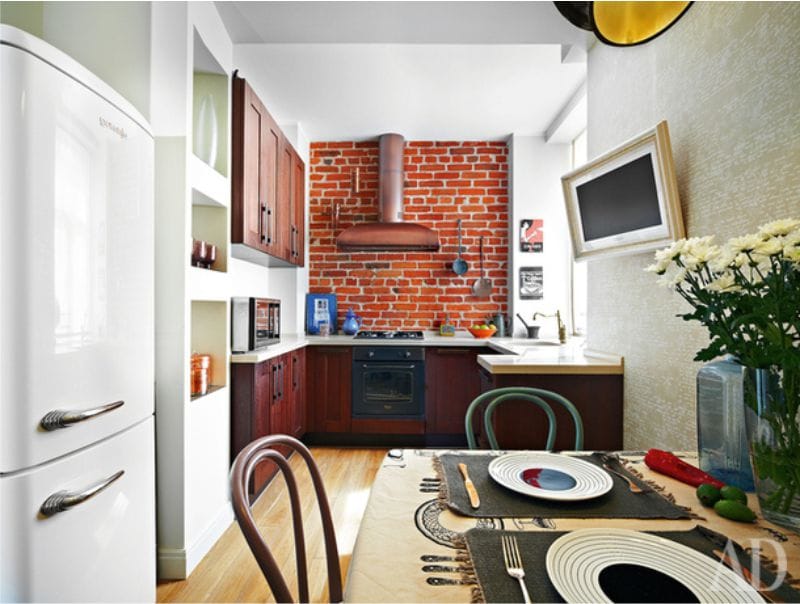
[464,387,584,450]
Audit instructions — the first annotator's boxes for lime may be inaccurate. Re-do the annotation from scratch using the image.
[720,485,747,505]
[714,499,756,523]
[696,483,721,507]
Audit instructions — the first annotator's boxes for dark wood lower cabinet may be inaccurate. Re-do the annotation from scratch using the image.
[306,346,352,434]
[479,368,624,451]
[290,348,306,438]
[231,349,305,498]
[425,348,483,442]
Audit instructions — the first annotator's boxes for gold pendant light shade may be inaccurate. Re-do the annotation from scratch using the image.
[592,1,692,46]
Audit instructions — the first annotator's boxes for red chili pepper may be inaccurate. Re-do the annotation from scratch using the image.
[644,449,725,489]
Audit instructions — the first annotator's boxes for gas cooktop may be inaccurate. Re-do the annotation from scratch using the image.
[353,330,424,340]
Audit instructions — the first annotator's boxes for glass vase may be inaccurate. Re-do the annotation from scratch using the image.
[743,366,800,533]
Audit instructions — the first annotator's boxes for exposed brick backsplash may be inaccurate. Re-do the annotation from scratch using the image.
[308,140,509,331]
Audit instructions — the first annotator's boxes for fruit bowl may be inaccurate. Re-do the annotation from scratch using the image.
[468,325,497,339]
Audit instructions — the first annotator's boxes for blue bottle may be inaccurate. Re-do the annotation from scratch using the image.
[696,356,755,491]
[342,309,361,335]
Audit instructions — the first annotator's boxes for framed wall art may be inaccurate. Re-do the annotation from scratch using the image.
[520,219,544,252]
[519,266,543,300]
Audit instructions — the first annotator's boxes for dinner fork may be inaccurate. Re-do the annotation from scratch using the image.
[502,534,531,604]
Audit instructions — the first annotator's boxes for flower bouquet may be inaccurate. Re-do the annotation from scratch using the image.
[647,218,800,531]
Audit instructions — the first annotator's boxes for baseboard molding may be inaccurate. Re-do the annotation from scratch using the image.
[186,503,234,576]
[157,547,187,580]
[157,503,234,580]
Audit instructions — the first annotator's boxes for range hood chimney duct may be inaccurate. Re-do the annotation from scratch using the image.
[336,134,440,252]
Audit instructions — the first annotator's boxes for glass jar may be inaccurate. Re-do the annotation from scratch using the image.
[696,356,754,490]
[191,353,211,396]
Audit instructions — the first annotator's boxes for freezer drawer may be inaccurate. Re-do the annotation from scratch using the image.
[0,417,155,603]
[0,30,154,472]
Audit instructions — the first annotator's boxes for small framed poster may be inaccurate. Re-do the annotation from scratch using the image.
[520,266,543,300]
[306,293,337,335]
[520,219,543,252]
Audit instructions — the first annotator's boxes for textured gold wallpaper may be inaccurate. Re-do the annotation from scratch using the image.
[586,2,800,450]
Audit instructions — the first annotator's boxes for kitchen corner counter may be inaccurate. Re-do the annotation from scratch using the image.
[476,347,624,375]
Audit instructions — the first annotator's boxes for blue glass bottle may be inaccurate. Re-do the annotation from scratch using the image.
[696,356,755,491]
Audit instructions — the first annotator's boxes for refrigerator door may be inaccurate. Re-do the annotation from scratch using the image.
[0,33,154,471]
[0,417,155,602]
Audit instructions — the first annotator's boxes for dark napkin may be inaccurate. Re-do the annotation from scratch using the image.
[465,526,800,603]
[438,453,689,519]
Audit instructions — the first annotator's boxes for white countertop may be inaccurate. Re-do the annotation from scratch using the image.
[231,331,623,375]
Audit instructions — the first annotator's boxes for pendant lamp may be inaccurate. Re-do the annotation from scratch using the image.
[555,1,692,47]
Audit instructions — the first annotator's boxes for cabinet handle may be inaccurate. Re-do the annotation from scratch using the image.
[260,203,267,243]
[39,470,124,517]
[272,365,278,401]
[434,348,474,355]
[40,400,124,431]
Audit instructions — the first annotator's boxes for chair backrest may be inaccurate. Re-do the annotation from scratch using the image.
[464,387,584,451]
[230,434,342,603]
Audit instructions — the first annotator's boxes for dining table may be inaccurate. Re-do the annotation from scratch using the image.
[343,449,800,603]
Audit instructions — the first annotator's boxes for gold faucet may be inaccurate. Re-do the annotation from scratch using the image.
[532,310,567,343]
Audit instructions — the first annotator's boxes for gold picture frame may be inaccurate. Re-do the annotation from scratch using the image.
[562,120,684,261]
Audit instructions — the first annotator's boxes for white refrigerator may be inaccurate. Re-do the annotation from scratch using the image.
[0,25,155,602]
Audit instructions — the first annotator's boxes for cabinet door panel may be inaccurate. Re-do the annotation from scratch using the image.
[232,77,265,250]
[290,348,306,438]
[276,138,293,261]
[261,118,280,255]
[292,150,305,266]
[426,348,482,434]
[307,347,352,433]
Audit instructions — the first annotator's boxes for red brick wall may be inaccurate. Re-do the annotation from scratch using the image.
[308,140,509,332]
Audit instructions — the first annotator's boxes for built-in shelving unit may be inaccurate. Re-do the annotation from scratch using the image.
[153,6,234,581]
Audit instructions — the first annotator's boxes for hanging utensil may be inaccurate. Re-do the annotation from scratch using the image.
[471,236,492,298]
[452,219,468,275]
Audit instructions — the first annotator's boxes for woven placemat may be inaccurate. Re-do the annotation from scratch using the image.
[464,526,800,603]
[436,453,691,519]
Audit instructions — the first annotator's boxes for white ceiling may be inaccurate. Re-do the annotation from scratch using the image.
[217,1,590,141]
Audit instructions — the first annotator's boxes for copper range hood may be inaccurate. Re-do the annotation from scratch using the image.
[336,133,440,252]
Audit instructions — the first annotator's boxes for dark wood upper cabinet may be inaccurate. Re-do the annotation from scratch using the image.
[231,73,305,267]
[291,147,305,266]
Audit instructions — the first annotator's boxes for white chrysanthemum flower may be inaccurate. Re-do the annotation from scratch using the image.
[656,239,687,263]
[709,249,737,273]
[785,229,800,246]
[645,261,669,275]
[727,233,764,254]
[670,268,688,285]
[754,237,783,257]
[784,245,800,263]
[734,253,749,268]
[758,218,800,237]
[706,273,741,293]
[682,237,719,270]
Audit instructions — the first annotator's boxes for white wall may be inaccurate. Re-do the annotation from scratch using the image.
[508,135,572,340]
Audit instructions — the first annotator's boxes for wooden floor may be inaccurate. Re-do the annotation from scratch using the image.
[157,447,387,603]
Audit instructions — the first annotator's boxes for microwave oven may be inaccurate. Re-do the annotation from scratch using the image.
[231,297,280,353]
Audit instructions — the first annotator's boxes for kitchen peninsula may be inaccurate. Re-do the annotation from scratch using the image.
[231,333,623,494]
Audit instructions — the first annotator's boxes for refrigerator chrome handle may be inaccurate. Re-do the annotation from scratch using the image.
[39,470,125,517]
[40,400,125,431]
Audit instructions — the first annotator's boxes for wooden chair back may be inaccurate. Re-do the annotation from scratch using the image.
[230,435,342,603]
[465,387,584,450]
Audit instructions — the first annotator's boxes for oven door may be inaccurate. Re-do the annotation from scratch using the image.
[352,362,424,417]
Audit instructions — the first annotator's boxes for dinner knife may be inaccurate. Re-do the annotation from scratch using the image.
[712,548,784,603]
[458,463,480,509]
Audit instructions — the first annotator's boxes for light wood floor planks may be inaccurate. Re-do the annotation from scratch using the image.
[157,447,387,603]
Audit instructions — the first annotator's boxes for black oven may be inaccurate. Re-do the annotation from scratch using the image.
[352,347,425,418]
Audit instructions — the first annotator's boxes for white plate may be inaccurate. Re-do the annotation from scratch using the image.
[487,452,613,501]
[546,528,763,603]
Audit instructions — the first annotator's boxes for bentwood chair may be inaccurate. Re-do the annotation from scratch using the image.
[230,435,342,603]
[464,387,584,450]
